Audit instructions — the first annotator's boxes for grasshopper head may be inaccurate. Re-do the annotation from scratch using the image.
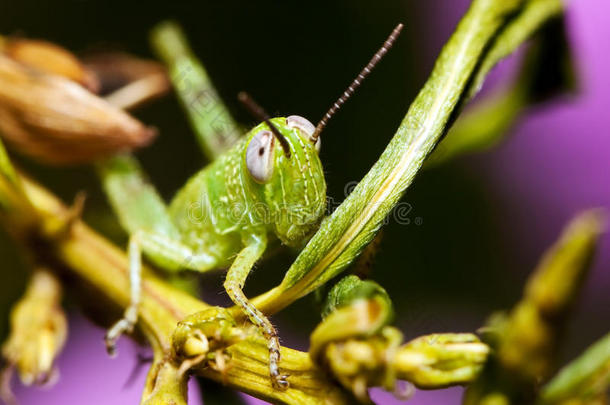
[244,116,326,247]
[239,23,403,245]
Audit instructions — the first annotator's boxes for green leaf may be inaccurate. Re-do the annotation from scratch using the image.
[428,13,575,166]
[539,333,610,404]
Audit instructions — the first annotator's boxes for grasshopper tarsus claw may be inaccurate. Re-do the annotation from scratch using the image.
[272,374,290,390]
[104,334,118,357]
[105,316,135,357]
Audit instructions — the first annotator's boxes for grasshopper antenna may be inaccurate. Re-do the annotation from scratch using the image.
[311,23,403,143]
[238,91,291,158]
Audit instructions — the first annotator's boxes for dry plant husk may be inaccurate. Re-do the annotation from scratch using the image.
[0,41,156,165]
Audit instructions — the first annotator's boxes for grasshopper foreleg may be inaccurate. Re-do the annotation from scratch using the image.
[223,235,288,390]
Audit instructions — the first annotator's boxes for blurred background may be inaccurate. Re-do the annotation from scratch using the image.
[0,0,607,403]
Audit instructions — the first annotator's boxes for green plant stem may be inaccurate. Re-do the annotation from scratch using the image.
[141,359,188,405]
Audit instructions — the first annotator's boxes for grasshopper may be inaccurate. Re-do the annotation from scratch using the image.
[104,24,402,389]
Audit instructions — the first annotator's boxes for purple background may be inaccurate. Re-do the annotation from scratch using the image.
[14,0,609,403]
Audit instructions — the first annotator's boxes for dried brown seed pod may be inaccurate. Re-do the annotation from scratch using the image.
[2,38,99,92]
[0,55,156,165]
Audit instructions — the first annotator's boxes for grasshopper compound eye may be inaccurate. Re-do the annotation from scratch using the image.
[238,92,291,158]
[286,115,320,152]
[246,129,276,183]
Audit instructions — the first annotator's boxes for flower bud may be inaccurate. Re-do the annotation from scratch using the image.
[394,333,490,388]
[2,270,67,386]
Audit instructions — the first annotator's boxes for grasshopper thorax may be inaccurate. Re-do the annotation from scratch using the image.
[243,116,326,247]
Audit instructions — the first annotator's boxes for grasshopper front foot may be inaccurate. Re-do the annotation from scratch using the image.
[104,306,137,356]
[268,342,289,390]
[271,372,289,390]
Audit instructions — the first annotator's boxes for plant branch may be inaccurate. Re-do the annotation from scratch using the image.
[0,170,351,404]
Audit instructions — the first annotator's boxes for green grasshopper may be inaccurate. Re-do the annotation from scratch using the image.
[104,24,402,389]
